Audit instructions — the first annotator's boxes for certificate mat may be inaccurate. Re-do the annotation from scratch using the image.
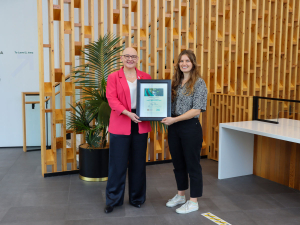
[136,80,171,121]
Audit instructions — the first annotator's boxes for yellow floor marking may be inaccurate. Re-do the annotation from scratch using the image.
[202,212,232,225]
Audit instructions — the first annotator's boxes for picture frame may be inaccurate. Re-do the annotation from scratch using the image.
[136,79,171,121]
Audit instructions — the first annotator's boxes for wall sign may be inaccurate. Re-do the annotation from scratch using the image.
[15,51,33,54]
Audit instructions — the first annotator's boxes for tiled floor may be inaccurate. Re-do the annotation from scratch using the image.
[0,147,300,225]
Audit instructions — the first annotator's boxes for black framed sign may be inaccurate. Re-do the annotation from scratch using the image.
[136,79,171,121]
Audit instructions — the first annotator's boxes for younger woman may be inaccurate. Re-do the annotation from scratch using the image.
[161,50,207,214]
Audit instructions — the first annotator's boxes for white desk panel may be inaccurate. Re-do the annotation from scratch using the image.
[218,118,300,179]
[220,118,300,144]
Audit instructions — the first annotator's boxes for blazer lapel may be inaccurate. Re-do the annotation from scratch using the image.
[136,68,143,80]
[119,67,145,110]
[118,68,131,110]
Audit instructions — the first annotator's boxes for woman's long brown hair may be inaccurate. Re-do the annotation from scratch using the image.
[172,50,200,101]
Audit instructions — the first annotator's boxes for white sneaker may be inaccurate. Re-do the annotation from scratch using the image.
[175,200,199,214]
[166,194,186,207]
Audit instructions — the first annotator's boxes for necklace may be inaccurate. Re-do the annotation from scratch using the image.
[124,72,136,78]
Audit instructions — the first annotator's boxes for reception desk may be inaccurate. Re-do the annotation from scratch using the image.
[218,118,300,189]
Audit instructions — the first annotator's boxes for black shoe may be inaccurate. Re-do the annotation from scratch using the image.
[130,202,142,208]
[104,205,114,213]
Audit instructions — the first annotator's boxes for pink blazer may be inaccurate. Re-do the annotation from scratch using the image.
[106,67,152,135]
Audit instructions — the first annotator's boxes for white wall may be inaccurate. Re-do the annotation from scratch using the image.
[0,0,107,147]
[0,0,151,147]
[0,0,40,147]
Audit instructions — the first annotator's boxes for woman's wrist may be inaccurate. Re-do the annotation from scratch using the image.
[122,110,130,116]
[173,116,179,123]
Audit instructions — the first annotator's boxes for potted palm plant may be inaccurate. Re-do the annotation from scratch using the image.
[67,33,123,181]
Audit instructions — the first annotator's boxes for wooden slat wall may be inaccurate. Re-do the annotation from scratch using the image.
[207,0,300,100]
[37,0,300,173]
[37,0,97,176]
[37,0,201,173]
[208,0,300,160]
[254,136,300,191]
[69,0,77,171]
[210,93,253,161]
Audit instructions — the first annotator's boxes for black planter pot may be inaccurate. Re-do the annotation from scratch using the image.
[79,145,109,182]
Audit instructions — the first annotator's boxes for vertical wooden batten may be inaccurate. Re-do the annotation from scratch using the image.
[35,0,300,173]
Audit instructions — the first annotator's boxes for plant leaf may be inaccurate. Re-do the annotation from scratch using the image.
[67,33,124,148]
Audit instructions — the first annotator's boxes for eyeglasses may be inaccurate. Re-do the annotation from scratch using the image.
[122,54,138,60]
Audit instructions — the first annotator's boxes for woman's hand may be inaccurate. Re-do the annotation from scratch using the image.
[161,117,177,126]
[126,112,141,123]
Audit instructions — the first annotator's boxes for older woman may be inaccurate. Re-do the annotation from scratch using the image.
[105,47,151,213]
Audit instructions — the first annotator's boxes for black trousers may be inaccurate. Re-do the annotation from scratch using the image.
[168,118,203,198]
[105,120,148,207]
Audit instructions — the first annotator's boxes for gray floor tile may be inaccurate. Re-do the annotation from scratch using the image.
[70,174,85,184]
[199,198,222,212]
[69,180,107,193]
[209,196,242,211]
[156,186,180,200]
[254,218,300,225]
[66,202,125,220]
[41,175,71,183]
[225,194,284,211]
[202,166,218,177]
[200,159,218,167]
[244,208,300,223]
[0,205,67,224]
[0,174,28,184]
[146,177,176,188]
[0,150,300,225]
[65,216,168,225]
[217,175,260,186]
[0,191,23,208]
[0,221,66,225]
[0,182,29,193]
[207,211,258,225]
[256,180,299,194]
[163,212,214,225]
[284,207,300,218]
[202,176,215,186]
[0,173,6,182]
[202,184,236,197]
[202,174,219,185]
[26,181,70,193]
[0,165,14,174]
[222,183,270,196]
[65,219,105,225]
[125,201,156,217]
[146,187,163,200]
[0,156,19,163]
[150,199,178,215]
[159,172,175,179]
[66,203,102,220]
[0,208,9,223]
[68,190,105,204]
[270,193,300,208]
[18,190,69,207]
[145,169,163,179]
[5,166,38,175]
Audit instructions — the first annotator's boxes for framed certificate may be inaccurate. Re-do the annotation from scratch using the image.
[136,79,171,121]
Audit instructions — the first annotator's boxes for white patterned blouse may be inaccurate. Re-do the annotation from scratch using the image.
[172,77,208,118]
